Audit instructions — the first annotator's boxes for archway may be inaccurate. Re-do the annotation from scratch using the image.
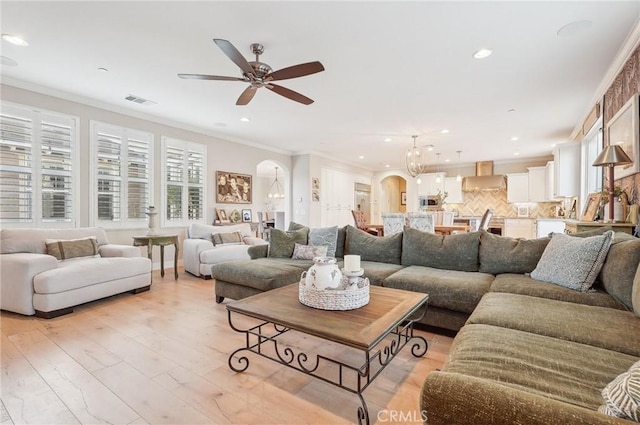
[256,160,290,229]
[379,175,408,214]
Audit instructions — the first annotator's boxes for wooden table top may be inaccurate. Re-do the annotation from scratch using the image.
[434,225,470,235]
[227,284,428,350]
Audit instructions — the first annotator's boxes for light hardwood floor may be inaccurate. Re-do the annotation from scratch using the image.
[0,268,453,425]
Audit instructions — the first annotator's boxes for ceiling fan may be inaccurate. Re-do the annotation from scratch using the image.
[178,39,325,106]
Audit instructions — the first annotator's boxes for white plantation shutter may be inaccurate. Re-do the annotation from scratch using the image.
[0,103,78,227]
[162,137,206,225]
[91,122,153,227]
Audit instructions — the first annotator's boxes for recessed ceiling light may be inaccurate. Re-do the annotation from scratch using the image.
[445,159,451,163]
[550,143,556,147]
[473,48,492,59]
[513,152,520,156]
[384,137,392,142]
[440,129,449,134]
[98,67,109,73]
[511,137,519,141]
[425,144,434,151]
[2,34,29,46]
[557,20,592,37]
[1,56,18,66]
[359,155,364,159]
[385,164,390,168]
[239,117,250,122]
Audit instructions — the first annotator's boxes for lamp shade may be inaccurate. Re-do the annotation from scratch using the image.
[592,144,633,167]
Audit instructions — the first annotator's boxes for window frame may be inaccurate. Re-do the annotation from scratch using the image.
[89,120,154,229]
[0,101,80,228]
[160,136,207,227]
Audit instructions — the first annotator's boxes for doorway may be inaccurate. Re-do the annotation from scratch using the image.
[354,183,371,219]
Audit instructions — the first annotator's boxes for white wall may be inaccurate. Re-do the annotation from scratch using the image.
[1,84,291,265]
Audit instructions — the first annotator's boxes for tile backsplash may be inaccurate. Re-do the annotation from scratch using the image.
[442,190,560,218]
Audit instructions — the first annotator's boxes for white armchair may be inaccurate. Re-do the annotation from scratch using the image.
[0,227,151,318]
[183,222,268,278]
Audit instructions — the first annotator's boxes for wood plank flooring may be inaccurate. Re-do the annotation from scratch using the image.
[0,268,453,425]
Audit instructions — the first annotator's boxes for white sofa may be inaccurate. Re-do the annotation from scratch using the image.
[0,227,152,318]
[183,222,268,278]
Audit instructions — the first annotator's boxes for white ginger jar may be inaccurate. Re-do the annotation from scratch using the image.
[302,257,343,290]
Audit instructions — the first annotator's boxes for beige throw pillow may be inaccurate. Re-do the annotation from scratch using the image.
[45,237,99,261]
[212,231,244,246]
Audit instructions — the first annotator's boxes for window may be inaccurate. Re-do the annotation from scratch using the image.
[161,137,206,226]
[90,121,153,228]
[581,118,603,212]
[0,102,79,227]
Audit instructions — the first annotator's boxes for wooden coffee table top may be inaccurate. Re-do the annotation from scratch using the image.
[226,284,428,350]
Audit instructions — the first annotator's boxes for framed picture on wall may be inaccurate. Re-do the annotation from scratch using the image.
[607,93,639,179]
[216,171,252,204]
[401,192,407,205]
[242,209,252,222]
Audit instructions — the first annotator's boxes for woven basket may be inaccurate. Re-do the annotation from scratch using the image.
[298,276,370,310]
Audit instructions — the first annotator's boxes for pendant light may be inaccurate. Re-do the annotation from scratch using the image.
[405,135,424,178]
[456,151,462,182]
[267,166,284,199]
[435,153,442,183]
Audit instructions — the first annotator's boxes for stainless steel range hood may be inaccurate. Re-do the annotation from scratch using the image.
[462,161,506,192]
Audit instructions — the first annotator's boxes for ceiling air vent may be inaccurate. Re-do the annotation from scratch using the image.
[124,94,157,105]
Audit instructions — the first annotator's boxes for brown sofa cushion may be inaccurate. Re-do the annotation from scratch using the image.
[468,292,640,357]
[479,232,550,274]
[45,237,98,261]
[401,228,481,272]
[599,238,640,311]
[344,225,402,264]
[383,265,493,313]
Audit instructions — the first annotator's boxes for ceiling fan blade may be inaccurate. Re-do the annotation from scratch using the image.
[267,84,314,105]
[213,39,256,77]
[267,61,325,81]
[236,86,257,105]
[178,74,244,81]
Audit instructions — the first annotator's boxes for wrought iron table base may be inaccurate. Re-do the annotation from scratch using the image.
[227,305,428,425]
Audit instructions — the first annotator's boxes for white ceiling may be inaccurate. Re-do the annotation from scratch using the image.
[2,1,639,172]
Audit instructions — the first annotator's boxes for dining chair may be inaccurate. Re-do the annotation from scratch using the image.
[479,209,494,231]
[407,212,435,233]
[442,211,455,226]
[257,211,271,240]
[352,210,380,236]
[381,212,406,235]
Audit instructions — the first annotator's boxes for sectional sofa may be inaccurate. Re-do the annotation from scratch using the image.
[211,224,640,424]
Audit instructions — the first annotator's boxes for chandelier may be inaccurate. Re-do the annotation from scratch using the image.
[405,135,424,178]
[267,166,285,199]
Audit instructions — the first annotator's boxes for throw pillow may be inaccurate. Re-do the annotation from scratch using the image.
[401,228,481,272]
[479,231,550,274]
[599,360,640,422]
[309,226,339,257]
[530,230,614,292]
[598,238,640,311]
[291,243,328,260]
[212,231,244,246]
[344,225,402,264]
[268,228,309,258]
[45,237,99,261]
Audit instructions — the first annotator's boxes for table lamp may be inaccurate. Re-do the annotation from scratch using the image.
[592,144,632,222]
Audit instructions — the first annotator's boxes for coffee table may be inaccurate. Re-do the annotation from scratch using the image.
[226,284,429,424]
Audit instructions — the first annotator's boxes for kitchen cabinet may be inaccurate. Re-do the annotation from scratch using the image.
[443,177,463,204]
[321,168,367,227]
[535,219,565,238]
[553,143,580,198]
[504,218,536,239]
[418,173,445,196]
[507,173,529,203]
[528,163,555,202]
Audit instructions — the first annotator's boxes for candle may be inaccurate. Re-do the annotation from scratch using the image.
[344,255,361,272]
